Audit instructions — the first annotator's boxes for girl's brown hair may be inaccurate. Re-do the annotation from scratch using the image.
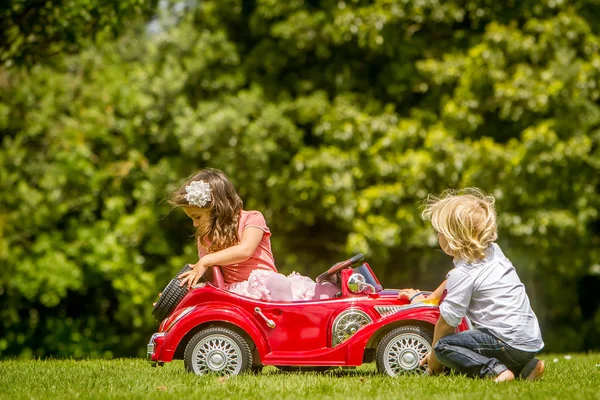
[169,168,243,252]
[422,188,498,262]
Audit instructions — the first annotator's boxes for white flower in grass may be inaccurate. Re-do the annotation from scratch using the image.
[553,358,559,363]
[185,180,212,207]
[563,355,572,360]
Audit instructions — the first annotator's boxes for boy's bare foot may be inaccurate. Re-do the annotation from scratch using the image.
[494,369,515,383]
[526,360,545,381]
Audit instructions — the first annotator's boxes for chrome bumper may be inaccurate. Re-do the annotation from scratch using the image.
[147,332,166,362]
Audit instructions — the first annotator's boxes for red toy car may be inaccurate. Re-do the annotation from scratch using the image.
[148,254,470,376]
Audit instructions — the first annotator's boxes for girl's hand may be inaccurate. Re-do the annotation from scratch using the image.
[152,292,162,307]
[179,262,208,289]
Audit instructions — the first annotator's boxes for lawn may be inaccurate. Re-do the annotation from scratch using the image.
[0,354,599,399]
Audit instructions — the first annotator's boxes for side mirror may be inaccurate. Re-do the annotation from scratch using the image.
[347,273,376,294]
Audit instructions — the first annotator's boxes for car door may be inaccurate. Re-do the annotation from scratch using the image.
[253,300,341,352]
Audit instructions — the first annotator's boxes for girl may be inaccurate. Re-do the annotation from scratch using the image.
[168,168,316,301]
[417,188,545,383]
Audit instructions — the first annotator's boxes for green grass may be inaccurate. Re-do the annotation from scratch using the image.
[0,355,599,399]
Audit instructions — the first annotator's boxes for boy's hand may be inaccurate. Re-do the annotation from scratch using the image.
[420,351,445,375]
[398,288,425,303]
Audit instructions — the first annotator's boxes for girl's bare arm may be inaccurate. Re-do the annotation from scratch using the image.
[197,227,263,267]
[179,227,263,288]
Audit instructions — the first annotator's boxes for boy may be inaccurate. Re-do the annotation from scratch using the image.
[411,188,545,382]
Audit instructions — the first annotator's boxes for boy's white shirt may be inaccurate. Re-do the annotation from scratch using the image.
[439,243,545,352]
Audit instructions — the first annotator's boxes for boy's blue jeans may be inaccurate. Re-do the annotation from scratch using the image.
[433,329,540,378]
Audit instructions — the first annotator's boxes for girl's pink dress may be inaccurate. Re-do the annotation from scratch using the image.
[198,210,316,301]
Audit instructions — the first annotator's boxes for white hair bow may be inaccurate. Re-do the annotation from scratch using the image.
[184,180,212,207]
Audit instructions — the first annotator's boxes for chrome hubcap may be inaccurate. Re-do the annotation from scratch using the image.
[208,351,226,369]
[401,351,417,366]
[383,332,431,376]
[192,334,242,375]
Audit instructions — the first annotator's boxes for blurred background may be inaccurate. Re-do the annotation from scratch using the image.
[0,0,598,359]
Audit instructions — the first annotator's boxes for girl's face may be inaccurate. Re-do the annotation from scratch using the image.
[437,232,453,256]
[183,206,211,229]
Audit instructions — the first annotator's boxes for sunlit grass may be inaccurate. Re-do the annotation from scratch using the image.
[0,354,599,399]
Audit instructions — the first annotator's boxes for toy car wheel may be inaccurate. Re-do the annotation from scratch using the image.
[184,326,253,376]
[376,325,433,376]
[152,264,191,322]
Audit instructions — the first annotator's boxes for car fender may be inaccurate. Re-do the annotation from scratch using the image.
[344,305,440,365]
[157,302,269,362]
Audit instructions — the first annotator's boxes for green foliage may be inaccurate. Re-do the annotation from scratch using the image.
[0,1,599,358]
[0,0,158,66]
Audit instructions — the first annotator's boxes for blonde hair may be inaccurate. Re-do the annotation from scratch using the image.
[422,188,498,262]
[169,168,243,252]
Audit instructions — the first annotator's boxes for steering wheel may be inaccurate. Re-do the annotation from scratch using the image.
[316,254,365,283]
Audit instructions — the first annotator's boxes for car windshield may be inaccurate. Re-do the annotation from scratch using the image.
[353,263,383,292]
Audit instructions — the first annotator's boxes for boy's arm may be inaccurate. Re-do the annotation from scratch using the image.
[421,315,455,374]
[422,269,474,375]
[179,227,264,288]
[426,279,447,302]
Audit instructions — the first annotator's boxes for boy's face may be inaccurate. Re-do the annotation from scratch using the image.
[183,206,211,229]
[437,232,453,257]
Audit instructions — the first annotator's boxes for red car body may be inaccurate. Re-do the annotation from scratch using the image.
[148,261,470,375]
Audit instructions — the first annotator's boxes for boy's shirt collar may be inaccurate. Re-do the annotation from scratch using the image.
[452,243,497,269]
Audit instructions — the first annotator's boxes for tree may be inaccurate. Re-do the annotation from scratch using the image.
[0,0,158,66]
[0,0,598,357]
